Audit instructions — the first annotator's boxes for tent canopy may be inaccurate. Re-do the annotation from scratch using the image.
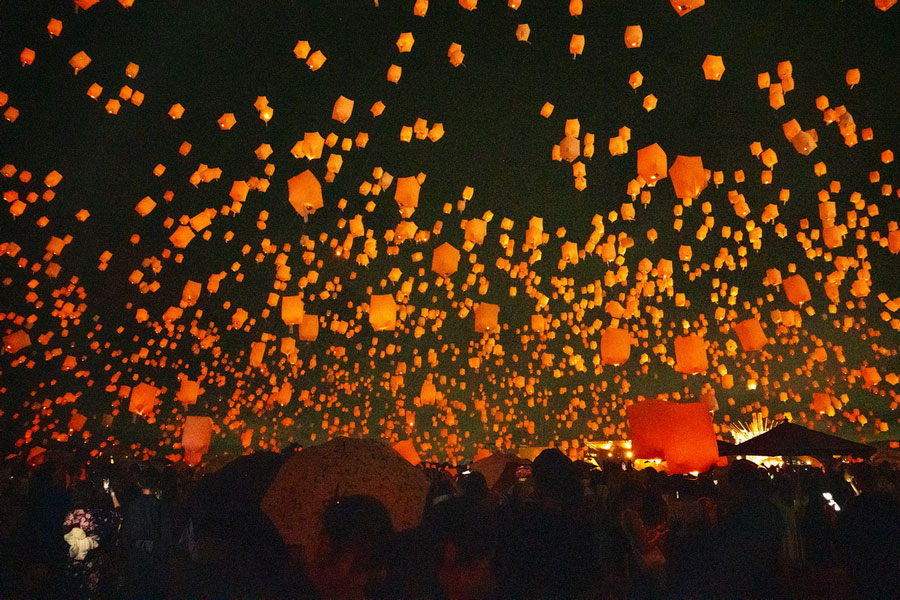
[733,422,875,458]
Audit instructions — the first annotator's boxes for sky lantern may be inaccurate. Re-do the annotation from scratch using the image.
[299,313,319,341]
[569,34,584,58]
[669,155,707,199]
[387,64,402,83]
[674,334,708,374]
[432,242,461,276]
[702,54,724,80]
[68,413,87,432]
[846,68,860,88]
[734,317,767,352]
[176,379,201,405]
[306,50,326,70]
[516,24,531,42]
[393,439,422,465]
[465,218,487,245]
[3,330,31,353]
[69,51,91,74]
[637,143,667,184]
[395,176,421,216]
[783,274,812,305]
[181,280,202,306]
[627,400,719,474]
[396,32,415,52]
[129,383,159,417]
[332,95,354,123]
[791,130,818,155]
[47,18,63,37]
[474,302,500,333]
[623,25,642,48]
[600,327,632,365]
[168,103,185,119]
[670,0,705,16]
[559,136,580,162]
[293,40,311,59]
[217,113,236,129]
[287,170,323,221]
[369,294,398,331]
[182,416,213,466]
[448,43,465,67]
[414,0,429,16]
[643,94,657,111]
[281,295,305,326]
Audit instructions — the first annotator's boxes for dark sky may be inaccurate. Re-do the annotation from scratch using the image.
[1,0,899,461]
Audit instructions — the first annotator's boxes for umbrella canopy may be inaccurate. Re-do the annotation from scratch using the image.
[261,437,428,552]
[470,452,526,490]
[733,422,875,458]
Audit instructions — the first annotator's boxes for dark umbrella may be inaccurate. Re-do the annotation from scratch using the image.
[733,422,875,458]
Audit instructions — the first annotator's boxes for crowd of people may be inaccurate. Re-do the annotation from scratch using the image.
[1,447,900,599]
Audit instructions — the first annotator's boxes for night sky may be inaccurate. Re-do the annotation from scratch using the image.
[1,0,899,463]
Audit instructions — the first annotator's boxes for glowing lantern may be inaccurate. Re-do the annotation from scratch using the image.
[396,32,415,52]
[69,51,91,74]
[176,379,200,405]
[169,226,195,248]
[474,303,500,333]
[783,274,811,305]
[168,103,185,119]
[20,48,35,67]
[624,25,642,48]
[181,280,201,307]
[734,317,767,352]
[68,413,87,432]
[414,0,429,16]
[674,334,708,374]
[218,113,236,130]
[516,24,531,42]
[846,68,860,88]
[369,294,398,331]
[299,314,319,341]
[569,34,584,58]
[47,18,63,37]
[293,40,311,59]
[875,0,897,10]
[559,136,580,162]
[643,94,658,111]
[129,383,159,416]
[395,176,421,216]
[669,155,708,200]
[182,416,213,466]
[3,330,31,353]
[306,51,326,71]
[791,130,817,155]
[600,327,632,365]
[287,170,323,221]
[670,0,705,16]
[432,242,461,276]
[332,96,354,124]
[627,400,718,474]
[702,55,724,80]
[465,218,487,245]
[637,143,667,184]
[281,295,305,325]
[387,64,402,83]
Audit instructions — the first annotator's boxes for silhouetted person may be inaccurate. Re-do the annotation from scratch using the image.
[120,468,172,599]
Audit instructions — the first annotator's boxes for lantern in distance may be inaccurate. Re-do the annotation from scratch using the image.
[68,413,87,432]
[432,242,461,277]
[287,170,323,221]
[3,330,31,353]
[637,143,668,184]
[281,295,305,325]
[783,274,811,305]
[733,317,767,352]
[176,379,201,405]
[182,416,213,467]
[702,55,724,80]
[299,313,319,341]
[674,334,708,374]
[331,96,354,124]
[395,176,421,213]
[600,327,632,365]
[369,294,398,331]
[181,280,202,307]
[669,155,709,200]
[129,383,159,416]
[623,25,642,48]
[474,303,500,333]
